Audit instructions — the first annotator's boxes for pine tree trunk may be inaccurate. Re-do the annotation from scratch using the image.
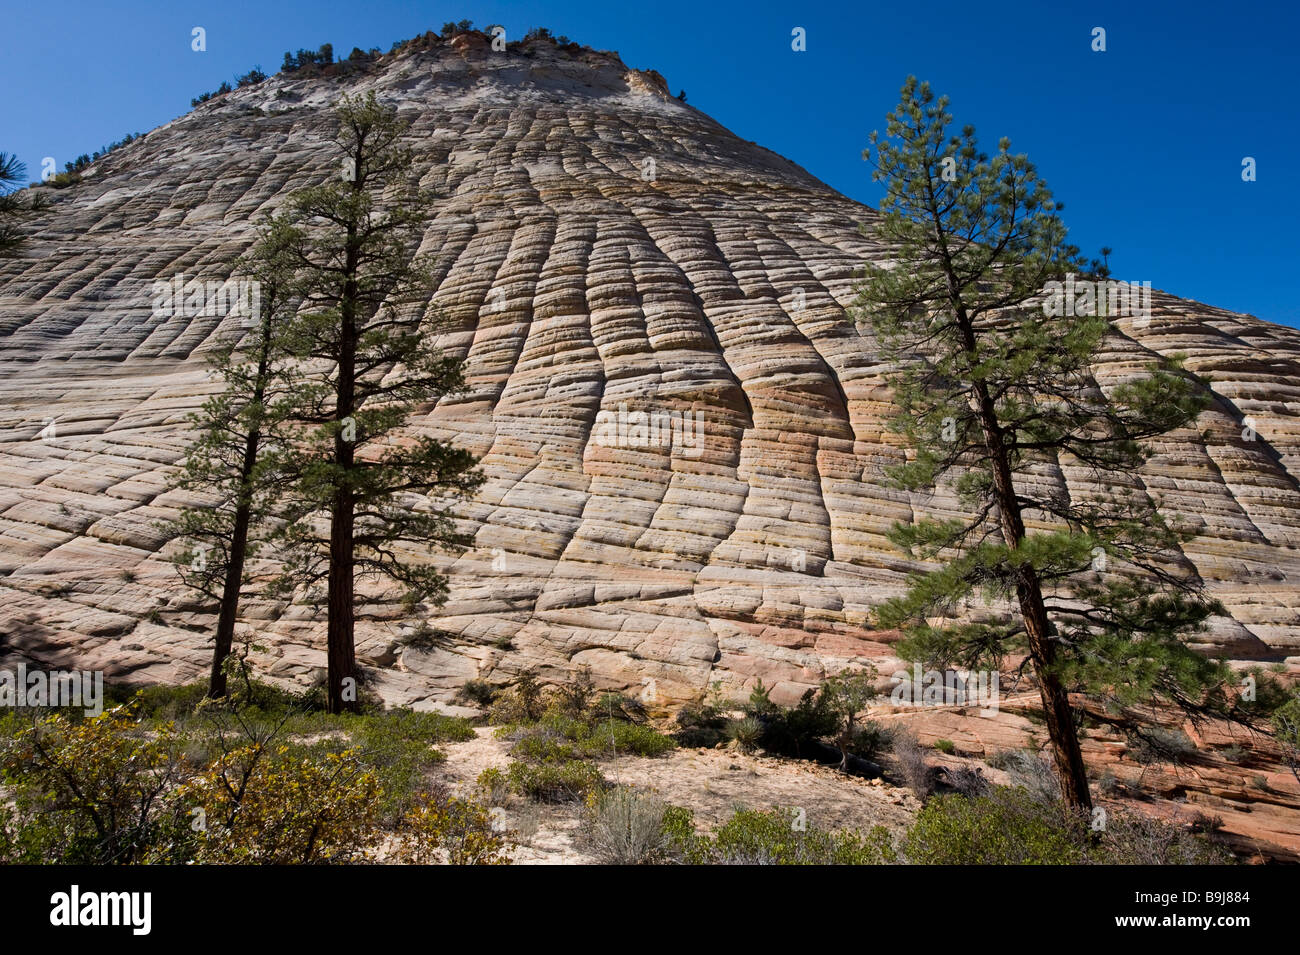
[326,348,358,712]
[328,213,361,714]
[940,259,1093,811]
[974,356,1093,812]
[208,343,269,699]
[208,498,250,698]
[326,488,357,713]
[1014,567,1093,810]
[208,413,264,698]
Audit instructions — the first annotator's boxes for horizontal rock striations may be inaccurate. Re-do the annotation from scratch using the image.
[2,34,1299,721]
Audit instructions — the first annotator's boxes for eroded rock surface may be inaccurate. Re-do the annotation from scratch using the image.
[2,33,1299,854]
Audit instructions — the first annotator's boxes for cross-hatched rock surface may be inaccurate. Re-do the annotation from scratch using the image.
[2,33,1298,718]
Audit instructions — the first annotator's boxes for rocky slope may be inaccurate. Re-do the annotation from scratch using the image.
[2,30,1299,853]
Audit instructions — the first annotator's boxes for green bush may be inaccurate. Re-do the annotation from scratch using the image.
[496,712,583,743]
[396,790,513,865]
[623,803,896,866]
[0,692,489,865]
[0,707,193,864]
[181,743,383,864]
[506,759,604,803]
[43,171,81,189]
[343,710,471,819]
[458,678,497,706]
[510,730,577,763]
[487,671,547,724]
[934,738,956,755]
[476,767,510,807]
[128,686,473,820]
[905,788,1088,864]
[711,808,896,865]
[905,785,1232,865]
[743,681,838,758]
[661,805,710,863]
[501,713,674,760]
[574,720,675,758]
[673,699,728,748]
[848,721,893,760]
[632,805,897,866]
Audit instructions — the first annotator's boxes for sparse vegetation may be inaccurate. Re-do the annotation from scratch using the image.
[673,686,730,748]
[892,728,936,799]
[458,678,497,707]
[904,786,1231,865]
[506,759,604,803]
[60,133,141,176]
[395,789,513,864]
[0,684,486,865]
[664,806,897,866]
[475,767,510,807]
[582,787,674,864]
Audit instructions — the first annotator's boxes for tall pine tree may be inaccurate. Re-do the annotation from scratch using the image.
[856,78,1242,810]
[270,93,482,713]
[167,214,299,697]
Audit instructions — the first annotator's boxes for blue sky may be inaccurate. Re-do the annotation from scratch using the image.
[3,0,1296,324]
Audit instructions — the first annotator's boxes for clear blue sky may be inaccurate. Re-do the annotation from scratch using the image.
[3,0,1296,325]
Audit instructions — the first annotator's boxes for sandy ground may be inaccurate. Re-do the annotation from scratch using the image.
[434,727,921,864]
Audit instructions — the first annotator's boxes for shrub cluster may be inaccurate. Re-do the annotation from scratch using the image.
[675,677,889,769]
[0,685,504,865]
[485,668,670,756]
[580,791,897,866]
[480,669,674,804]
[506,759,604,804]
[903,785,1232,865]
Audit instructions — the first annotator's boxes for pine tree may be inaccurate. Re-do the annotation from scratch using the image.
[270,92,483,713]
[856,78,1241,810]
[166,214,299,698]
